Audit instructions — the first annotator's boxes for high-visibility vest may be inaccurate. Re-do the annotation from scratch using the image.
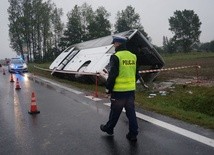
[113,50,136,92]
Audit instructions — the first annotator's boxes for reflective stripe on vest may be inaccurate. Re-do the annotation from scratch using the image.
[113,51,136,92]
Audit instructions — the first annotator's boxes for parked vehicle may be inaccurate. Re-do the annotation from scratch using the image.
[50,29,165,83]
[8,58,28,73]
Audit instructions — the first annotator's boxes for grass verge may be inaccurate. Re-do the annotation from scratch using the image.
[135,85,214,129]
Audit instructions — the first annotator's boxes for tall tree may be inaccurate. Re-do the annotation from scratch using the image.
[79,2,94,41]
[50,6,64,58]
[169,9,202,52]
[60,3,112,49]
[8,0,24,58]
[61,5,82,48]
[8,0,63,62]
[40,1,52,60]
[114,5,148,38]
[87,6,111,39]
[22,0,33,61]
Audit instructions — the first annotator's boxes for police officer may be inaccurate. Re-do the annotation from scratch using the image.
[100,36,138,142]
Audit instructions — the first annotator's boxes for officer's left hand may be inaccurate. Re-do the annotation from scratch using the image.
[105,89,110,94]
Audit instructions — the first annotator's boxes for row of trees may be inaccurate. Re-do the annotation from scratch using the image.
[60,3,148,49]
[8,0,64,62]
[198,41,214,52]
[8,0,212,62]
[8,0,147,62]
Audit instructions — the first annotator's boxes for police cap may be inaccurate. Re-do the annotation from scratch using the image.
[112,36,127,44]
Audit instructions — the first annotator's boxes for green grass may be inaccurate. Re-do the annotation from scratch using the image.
[135,85,214,129]
[28,52,214,129]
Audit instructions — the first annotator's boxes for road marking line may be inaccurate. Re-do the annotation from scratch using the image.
[85,96,102,101]
[103,103,111,106]
[31,75,83,94]
[136,112,214,148]
[49,82,83,94]
[103,102,214,148]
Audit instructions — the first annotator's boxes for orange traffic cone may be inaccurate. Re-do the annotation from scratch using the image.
[28,92,40,114]
[10,74,14,82]
[15,78,21,90]
[3,68,6,75]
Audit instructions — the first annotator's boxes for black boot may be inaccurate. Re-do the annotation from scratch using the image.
[126,133,137,142]
[100,124,114,135]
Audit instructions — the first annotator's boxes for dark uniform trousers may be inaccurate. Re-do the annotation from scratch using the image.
[105,93,138,136]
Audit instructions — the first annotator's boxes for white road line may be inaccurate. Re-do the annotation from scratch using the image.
[85,96,102,101]
[136,112,214,148]
[31,75,83,94]
[103,102,214,148]
[48,82,83,94]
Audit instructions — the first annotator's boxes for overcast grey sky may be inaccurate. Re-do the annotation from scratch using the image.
[1,0,214,58]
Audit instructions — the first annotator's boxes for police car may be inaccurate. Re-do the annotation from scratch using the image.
[8,58,28,73]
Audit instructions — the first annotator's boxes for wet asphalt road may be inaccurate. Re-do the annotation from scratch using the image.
[0,68,214,155]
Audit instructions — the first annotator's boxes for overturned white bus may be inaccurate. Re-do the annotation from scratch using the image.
[49,29,165,84]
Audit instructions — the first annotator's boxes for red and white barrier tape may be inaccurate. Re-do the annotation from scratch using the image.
[34,65,201,75]
[139,65,201,74]
[34,65,99,76]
